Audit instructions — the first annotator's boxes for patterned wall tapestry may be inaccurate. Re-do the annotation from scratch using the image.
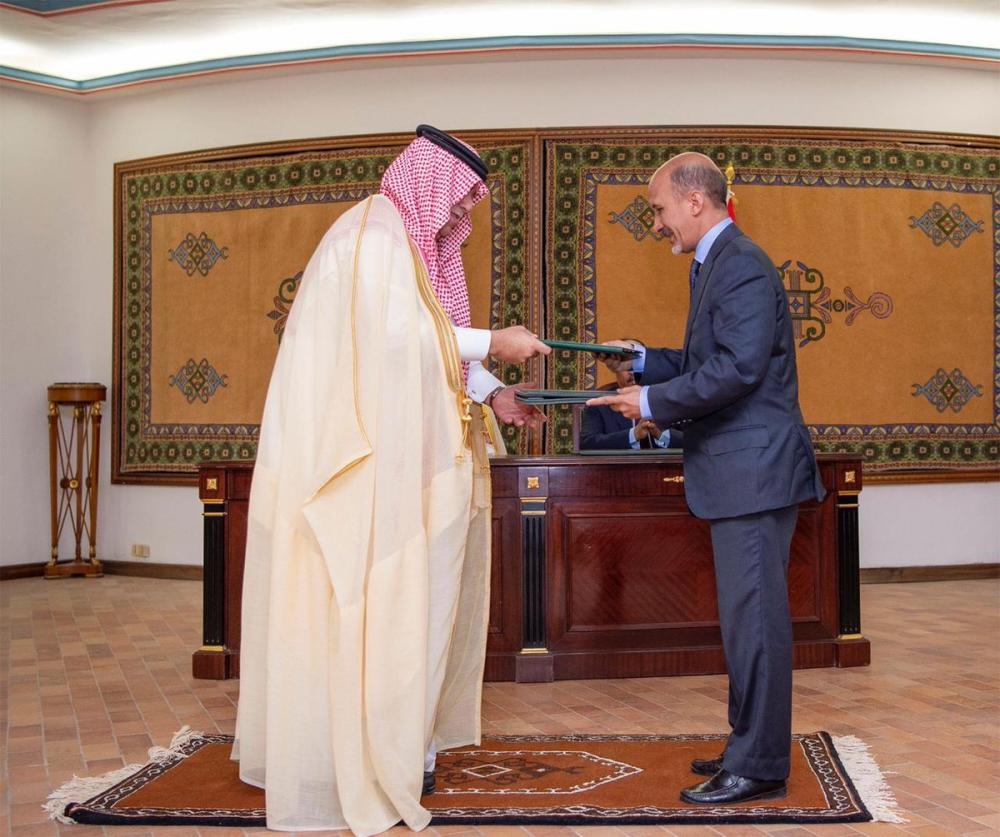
[113,132,542,483]
[543,128,999,479]
[114,127,998,484]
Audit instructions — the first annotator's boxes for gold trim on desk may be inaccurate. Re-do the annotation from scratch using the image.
[837,634,864,641]
[519,647,550,655]
[198,645,226,652]
[520,496,548,516]
[662,475,684,483]
[202,511,227,518]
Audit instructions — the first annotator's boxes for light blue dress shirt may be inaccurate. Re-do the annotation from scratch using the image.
[628,423,673,449]
[636,217,733,420]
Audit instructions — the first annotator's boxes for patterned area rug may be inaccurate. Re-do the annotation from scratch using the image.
[46,730,903,827]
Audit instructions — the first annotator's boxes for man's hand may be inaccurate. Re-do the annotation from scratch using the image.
[634,419,661,441]
[594,339,640,373]
[488,326,552,364]
[490,383,547,428]
[587,384,643,420]
[640,420,662,440]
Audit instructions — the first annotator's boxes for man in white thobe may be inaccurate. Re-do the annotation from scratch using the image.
[233,126,548,834]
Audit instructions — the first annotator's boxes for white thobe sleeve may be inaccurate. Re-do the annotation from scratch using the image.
[454,326,503,404]
[466,362,503,404]
[454,326,491,362]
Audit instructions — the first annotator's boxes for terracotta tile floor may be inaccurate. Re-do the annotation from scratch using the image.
[2,576,998,836]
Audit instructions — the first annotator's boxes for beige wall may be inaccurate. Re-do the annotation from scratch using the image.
[2,52,998,569]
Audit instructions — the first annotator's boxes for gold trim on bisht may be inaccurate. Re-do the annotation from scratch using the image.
[409,239,473,460]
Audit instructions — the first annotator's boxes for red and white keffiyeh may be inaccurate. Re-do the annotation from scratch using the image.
[379,136,488,329]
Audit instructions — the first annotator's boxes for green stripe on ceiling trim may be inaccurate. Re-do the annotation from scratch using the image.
[2,33,997,93]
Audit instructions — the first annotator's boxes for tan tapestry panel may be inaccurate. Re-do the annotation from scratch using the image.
[115,134,541,483]
[114,128,997,482]
[547,128,998,478]
[593,184,994,427]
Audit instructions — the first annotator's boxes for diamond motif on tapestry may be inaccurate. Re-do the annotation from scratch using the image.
[608,196,664,242]
[909,202,984,247]
[169,358,229,404]
[168,232,230,276]
[912,368,983,413]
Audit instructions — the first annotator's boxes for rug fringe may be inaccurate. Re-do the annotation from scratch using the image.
[43,762,148,824]
[832,734,906,824]
[43,728,206,824]
[162,724,201,753]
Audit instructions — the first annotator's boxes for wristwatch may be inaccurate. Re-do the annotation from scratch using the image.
[485,385,504,407]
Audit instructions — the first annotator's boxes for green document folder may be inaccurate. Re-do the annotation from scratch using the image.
[541,339,640,358]
[576,447,683,455]
[515,389,603,406]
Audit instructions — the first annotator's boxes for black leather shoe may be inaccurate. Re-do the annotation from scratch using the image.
[422,770,436,796]
[690,753,724,776]
[680,769,787,804]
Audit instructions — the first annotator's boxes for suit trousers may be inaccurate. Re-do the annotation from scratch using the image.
[709,503,799,781]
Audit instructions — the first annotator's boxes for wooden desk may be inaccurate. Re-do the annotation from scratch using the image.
[194,454,869,681]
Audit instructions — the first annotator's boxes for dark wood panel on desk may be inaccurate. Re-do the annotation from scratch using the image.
[550,498,716,638]
[485,497,521,682]
[486,453,867,681]
[543,493,839,677]
[788,501,839,639]
[545,459,689,498]
[195,453,869,682]
[192,464,253,680]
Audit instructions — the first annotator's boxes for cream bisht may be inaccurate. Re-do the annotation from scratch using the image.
[234,194,491,835]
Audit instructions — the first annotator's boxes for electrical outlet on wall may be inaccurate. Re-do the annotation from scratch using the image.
[130,544,150,559]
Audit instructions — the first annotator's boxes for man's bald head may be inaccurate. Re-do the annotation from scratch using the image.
[647,152,730,256]
[650,152,728,211]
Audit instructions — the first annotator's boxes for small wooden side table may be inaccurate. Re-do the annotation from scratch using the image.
[46,383,106,579]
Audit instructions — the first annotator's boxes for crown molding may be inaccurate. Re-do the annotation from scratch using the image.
[2,33,997,95]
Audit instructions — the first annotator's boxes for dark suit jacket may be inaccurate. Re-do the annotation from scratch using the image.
[642,223,824,519]
[579,385,683,451]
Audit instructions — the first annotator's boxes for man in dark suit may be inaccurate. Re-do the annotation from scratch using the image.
[579,368,681,451]
[589,152,825,805]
